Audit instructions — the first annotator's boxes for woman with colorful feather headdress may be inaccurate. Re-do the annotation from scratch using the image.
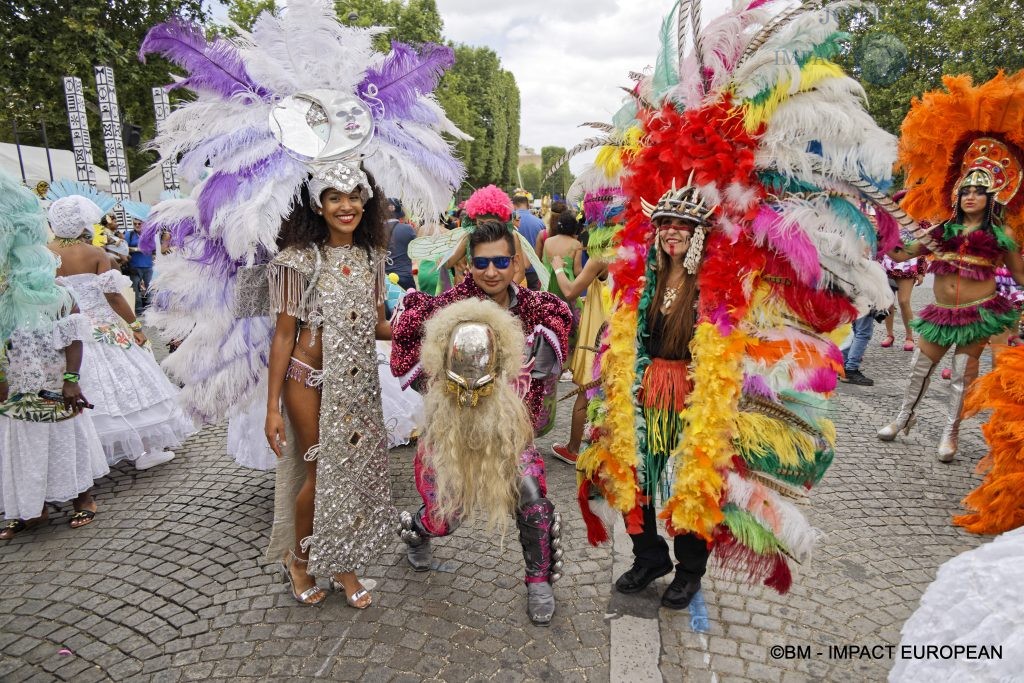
[878,72,1024,464]
[137,0,467,607]
[575,0,907,602]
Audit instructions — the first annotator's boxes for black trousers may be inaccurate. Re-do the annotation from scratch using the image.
[629,504,710,581]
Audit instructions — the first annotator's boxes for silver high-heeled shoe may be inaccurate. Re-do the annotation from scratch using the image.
[280,551,326,606]
[329,577,375,609]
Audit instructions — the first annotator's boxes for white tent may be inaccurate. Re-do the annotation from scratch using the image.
[0,142,188,205]
[0,142,110,191]
[131,164,193,204]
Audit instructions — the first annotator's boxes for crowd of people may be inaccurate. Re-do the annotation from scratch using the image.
[2,2,1023,671]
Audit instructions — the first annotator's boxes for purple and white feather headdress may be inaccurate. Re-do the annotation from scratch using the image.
[138,0,468,422]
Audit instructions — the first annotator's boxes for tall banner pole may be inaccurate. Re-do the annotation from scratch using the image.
[62,76,97,187]
[94,65,131,229]
[151,87,180,193]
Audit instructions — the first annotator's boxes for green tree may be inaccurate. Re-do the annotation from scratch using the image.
[541,146,573,199]
[226,0,276,31]
[519,163,542,199]
[0,0,208,179]
[845,0,1024,136]
[501,71,521,188]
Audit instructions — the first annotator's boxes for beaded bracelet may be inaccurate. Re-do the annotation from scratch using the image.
[129,320,143,331]
[63,372,80,383]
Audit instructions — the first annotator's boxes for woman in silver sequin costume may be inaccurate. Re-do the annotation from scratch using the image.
[264,173,393,608]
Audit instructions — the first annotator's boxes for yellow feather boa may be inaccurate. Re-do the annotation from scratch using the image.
[576,302,639,511]
[661,322,746,540]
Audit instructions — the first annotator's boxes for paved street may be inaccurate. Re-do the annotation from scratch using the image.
[0,281,1001,681]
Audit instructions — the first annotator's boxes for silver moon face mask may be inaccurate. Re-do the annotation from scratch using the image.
[268,90,375,207]
[445,322,498,408]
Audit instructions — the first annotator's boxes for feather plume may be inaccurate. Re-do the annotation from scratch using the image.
[141,20,266,101]
[361,42,455,121]
[542,135,620,183]
[580,121,615,132]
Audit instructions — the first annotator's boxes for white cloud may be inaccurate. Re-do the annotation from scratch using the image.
[438,0,732,174]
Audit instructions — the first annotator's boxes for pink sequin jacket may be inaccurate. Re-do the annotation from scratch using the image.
[390,278,573,428]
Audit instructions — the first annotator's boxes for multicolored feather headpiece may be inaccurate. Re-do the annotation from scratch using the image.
[577,0,904,594]
[899,71,1024,234]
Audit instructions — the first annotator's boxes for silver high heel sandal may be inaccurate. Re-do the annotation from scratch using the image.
[329,576,375,609]
[280,551,326,606]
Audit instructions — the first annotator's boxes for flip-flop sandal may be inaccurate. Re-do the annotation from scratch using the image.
[0,520,26,540]
[69,509,96,529]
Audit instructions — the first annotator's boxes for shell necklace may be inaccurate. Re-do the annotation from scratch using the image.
[661,277,685,313]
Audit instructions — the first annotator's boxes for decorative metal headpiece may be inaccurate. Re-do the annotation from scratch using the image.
[641,172,717,226]
[952,137,1023,207]
[444,322,498,408]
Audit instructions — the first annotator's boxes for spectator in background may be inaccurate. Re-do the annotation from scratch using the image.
[513,194,545,290]
[125,219,155,316]
[385,198,417,291]
[535,200,567,258]
[97,215,129,269]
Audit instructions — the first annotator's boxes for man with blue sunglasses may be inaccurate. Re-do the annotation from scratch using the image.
[391,218,575,625]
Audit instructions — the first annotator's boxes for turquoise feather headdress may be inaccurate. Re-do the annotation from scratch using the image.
[0,171,72,344]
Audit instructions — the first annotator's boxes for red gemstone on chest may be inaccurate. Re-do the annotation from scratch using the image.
[342,265,352,277]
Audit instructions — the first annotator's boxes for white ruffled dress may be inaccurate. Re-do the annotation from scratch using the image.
[376,341,423,449]
[0,315,110,519]
[226,341,422,471]
[890,527,1024,682]
[57,270,196,465]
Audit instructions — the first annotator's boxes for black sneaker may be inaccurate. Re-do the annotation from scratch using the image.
[841,369,874,386]
[661,574,701,610]
[614,562,674,594]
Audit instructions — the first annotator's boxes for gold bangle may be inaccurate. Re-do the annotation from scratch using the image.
[129,320,143,331]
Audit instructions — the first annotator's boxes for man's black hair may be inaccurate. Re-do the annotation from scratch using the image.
[469,219,517,256]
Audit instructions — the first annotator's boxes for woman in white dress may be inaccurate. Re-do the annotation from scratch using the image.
[46,196,195,470]
[0,174,109,539]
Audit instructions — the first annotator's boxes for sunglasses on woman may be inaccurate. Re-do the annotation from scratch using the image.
[471,256,513,270]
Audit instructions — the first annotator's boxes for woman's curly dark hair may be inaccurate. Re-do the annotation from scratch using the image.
[277,168,388,254]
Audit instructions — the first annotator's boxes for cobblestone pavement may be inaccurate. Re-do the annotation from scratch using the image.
[0,280,1001,681]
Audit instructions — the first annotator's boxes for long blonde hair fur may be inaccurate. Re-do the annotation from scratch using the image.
[420,298,533,533]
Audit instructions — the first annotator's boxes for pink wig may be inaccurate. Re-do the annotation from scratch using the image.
[465,185,513,222]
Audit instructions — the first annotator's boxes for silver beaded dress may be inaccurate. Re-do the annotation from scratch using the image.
[265,243,393,575]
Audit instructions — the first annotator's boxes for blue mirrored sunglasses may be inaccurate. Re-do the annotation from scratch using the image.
[471,256,512,270]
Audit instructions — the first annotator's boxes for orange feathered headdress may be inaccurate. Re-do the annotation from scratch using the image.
[898,71,1024,236]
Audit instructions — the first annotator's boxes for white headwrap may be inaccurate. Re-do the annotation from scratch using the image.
[47,196,103,239]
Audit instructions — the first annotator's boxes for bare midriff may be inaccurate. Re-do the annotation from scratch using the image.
[292,326,323,370]
[932,272,997,306]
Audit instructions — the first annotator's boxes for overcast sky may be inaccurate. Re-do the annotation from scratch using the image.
[210,0,733,173]
[436,0,732,173]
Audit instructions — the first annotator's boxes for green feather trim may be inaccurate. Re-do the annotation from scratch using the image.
[911,308,1021,347]
[992,223,1018,252]
[737,443,833,487]
[722,505,785,557]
